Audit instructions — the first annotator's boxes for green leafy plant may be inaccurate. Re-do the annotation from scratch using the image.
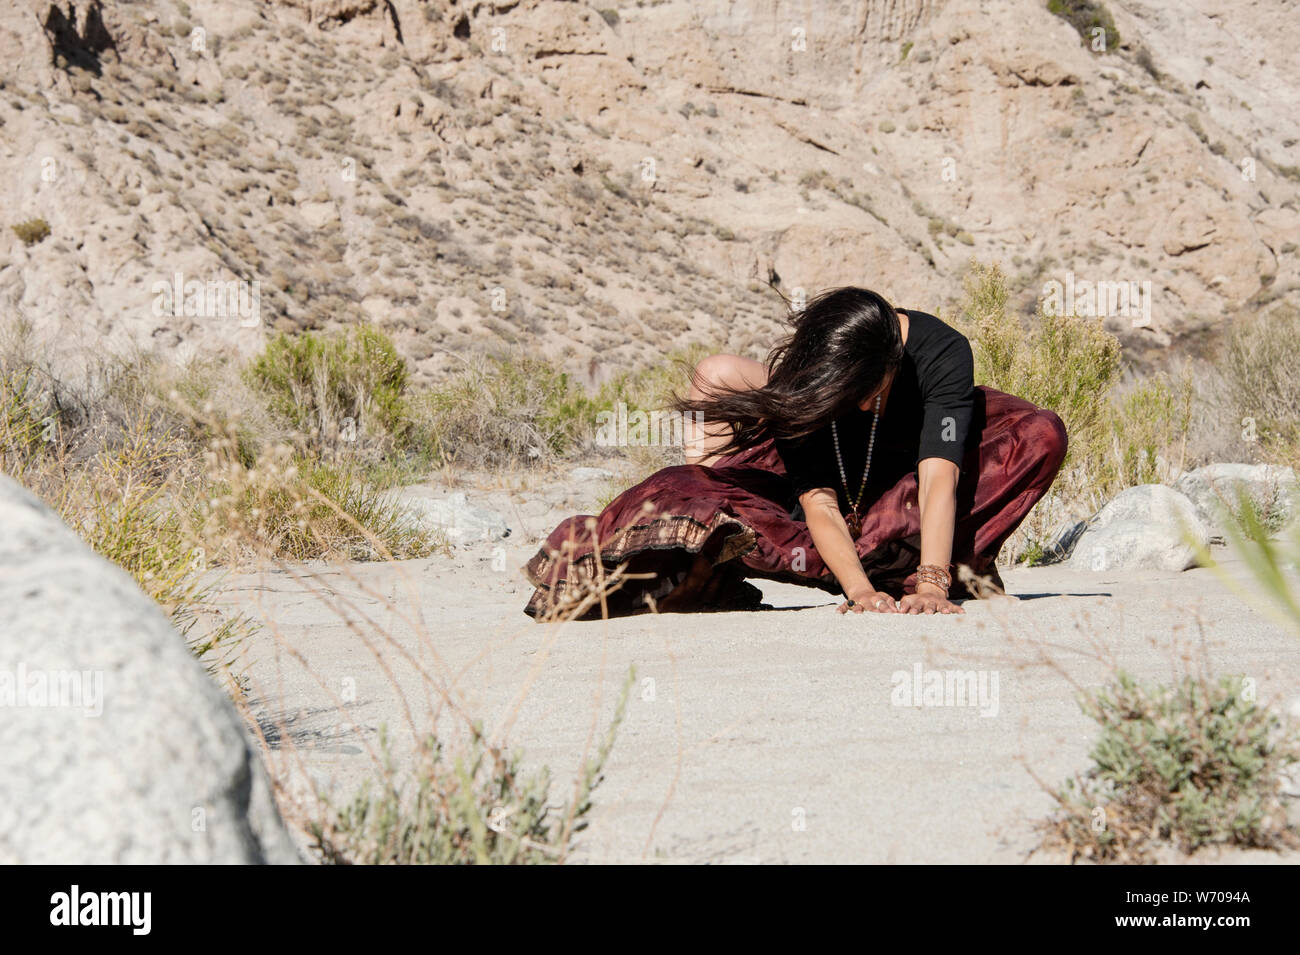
[417,354,601,468]
[247,325,411,454]
[1044,671,1298,862]
[951,262,1123,486]
[1106,373,1194,488]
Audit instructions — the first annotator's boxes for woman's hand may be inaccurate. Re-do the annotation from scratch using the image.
[897,585,964,615]
[838,584,899,614]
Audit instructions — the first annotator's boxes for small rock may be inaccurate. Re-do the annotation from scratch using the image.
[1173,463,1298,542]
[569,466,615,482]
[399,491,510,543]
[1069,484,1210,573]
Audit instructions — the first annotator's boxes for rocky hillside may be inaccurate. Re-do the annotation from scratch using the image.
[2,0,1297,385]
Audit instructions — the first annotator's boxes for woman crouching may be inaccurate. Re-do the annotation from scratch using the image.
[524,287,1068,619]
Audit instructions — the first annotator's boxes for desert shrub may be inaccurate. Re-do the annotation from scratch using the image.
[198,442,441,564]
[61,420,206,629]
[310,671,632,864]
[1044,672,1298,862]
[1105,373,1194,488]
[11,218,51,246]
[28,410,253,671]
[246,325,411,456]
[1135,46,1160,80]
[1047,0,1120,50]
[1215,303,1300,468]
[949,263,1214,562]
[1,326,437,679]
[952,262,1122,487]
[417,354,600,468]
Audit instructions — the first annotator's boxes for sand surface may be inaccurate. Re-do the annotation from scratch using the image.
[211,483,1300,864]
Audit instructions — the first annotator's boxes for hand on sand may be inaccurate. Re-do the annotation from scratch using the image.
[838,587,899,614]
[897,591,965,615]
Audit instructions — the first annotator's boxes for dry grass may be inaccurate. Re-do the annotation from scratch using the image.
[221,493,641,864]
[1215,302,1300,470]
[3,321,642,863]
[0,323,444,676]
[951,263,1200,565]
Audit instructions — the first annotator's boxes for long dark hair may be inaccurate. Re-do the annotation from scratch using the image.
[677,287,904,454]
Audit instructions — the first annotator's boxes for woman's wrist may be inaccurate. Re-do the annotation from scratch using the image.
[915,563,952,594]
[845,581,878,602]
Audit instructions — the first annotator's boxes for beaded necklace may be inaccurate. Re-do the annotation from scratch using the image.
[831,394,881,539]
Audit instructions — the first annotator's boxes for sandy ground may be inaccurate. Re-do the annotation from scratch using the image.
[209,477,1300,865]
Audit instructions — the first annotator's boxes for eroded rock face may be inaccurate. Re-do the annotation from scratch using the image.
[1069,484,1210,573]
[0,0,1296,382]
[0,477,299,864]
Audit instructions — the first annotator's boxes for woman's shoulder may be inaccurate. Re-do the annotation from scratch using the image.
[901,309,968,353]
[901,309,974,391]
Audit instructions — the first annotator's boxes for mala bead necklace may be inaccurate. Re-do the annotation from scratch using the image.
[831,394,881,539]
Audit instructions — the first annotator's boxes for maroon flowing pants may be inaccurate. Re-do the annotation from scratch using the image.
[524,387,1067,619]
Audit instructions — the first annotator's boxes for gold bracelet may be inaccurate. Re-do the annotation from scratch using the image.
[915,564,952,592]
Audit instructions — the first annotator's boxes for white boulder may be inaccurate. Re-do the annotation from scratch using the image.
[1069,484,1210,573]
[0,477,299,864]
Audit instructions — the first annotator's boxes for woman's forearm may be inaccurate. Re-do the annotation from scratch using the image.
[917,461,959,589]
[804,501,875,597]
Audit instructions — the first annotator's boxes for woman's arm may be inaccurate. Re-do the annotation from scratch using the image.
[801,487,900,614]
[900,458,964,614]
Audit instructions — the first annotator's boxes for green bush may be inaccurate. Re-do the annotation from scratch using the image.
[952,262,1123,484]
[1045,672,1298,862]
[247,325,411,454]
[11,218,51,246]
[418,354,600,468]
[1106,374,1193,488]
[1047,0,1120,50]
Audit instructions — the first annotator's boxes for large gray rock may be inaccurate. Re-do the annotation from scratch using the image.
[1069,484,1210,573]
[0,477,299,864]
[1173,463,1298,542]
